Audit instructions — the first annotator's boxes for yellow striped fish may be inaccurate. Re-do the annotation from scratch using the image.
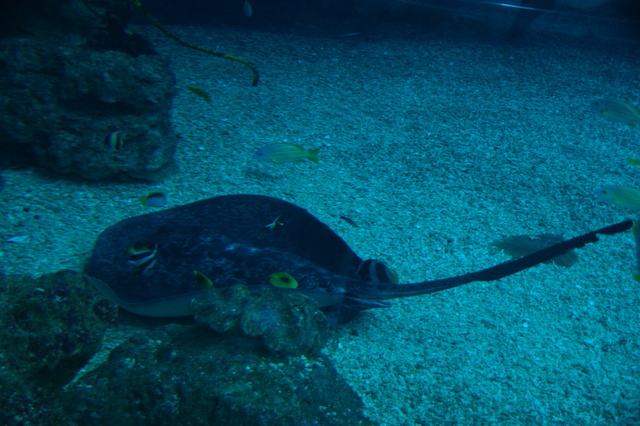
[253,143,320,164]
[595,185,640,209]
[591,98,640,127]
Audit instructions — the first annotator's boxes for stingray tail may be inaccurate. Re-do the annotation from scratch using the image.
[349,219,633,300]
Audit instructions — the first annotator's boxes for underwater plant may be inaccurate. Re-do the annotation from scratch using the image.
[131,0,259,86]
[80,0,259,86]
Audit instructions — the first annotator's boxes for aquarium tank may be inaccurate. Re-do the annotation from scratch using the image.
[0,0,639,424]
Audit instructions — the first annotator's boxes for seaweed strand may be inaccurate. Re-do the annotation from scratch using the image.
[132,0,260,86]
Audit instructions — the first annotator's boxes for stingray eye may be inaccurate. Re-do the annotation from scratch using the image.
[269,272,298,289]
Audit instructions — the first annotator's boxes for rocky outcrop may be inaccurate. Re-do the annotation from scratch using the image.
[191,283,328,355]
[0,270,118,424]
[0,0,178,181]
[62,325,372,425]
[0,270,372,425]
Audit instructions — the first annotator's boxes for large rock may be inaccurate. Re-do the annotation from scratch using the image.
[0,270,372,424]
[0,270,118,388]
[191,283,328,355]
[0,270,117,424]
[0,0,178,181]
[61,325,373,425]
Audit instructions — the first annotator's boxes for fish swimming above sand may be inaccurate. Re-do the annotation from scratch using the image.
[595,185,640,209]
[253,143,320,164]
[591,98,640,127]
[139,191,168,208]
[186,85,212,103]
[105,131,125,150]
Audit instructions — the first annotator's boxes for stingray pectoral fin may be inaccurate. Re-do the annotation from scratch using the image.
[323,297,393,324]
[84,274,204,317]
[352,219,633,300]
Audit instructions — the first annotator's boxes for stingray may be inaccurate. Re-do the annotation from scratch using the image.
[85,194,632,323]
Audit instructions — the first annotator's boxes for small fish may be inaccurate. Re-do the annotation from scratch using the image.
[126,244,158,274]
[139,192,168,208]
[253,143,320,164]
[6,235,30,244]
[259,215,284,238]
[193,270,213,290]
[243,0,253,17]
[269,272,298,289]
[186,85,212,103]
[492,234,578,268]
[591,98,640,127]
[340,215,359,228]
[105,131,125,150]
[338,32,363,38]
[595,185,640,209]
[627,158,640,165]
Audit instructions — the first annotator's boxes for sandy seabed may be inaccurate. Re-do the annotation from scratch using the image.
[1,14,639,425]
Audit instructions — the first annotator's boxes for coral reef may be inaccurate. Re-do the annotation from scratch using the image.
[191,284,328,355]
